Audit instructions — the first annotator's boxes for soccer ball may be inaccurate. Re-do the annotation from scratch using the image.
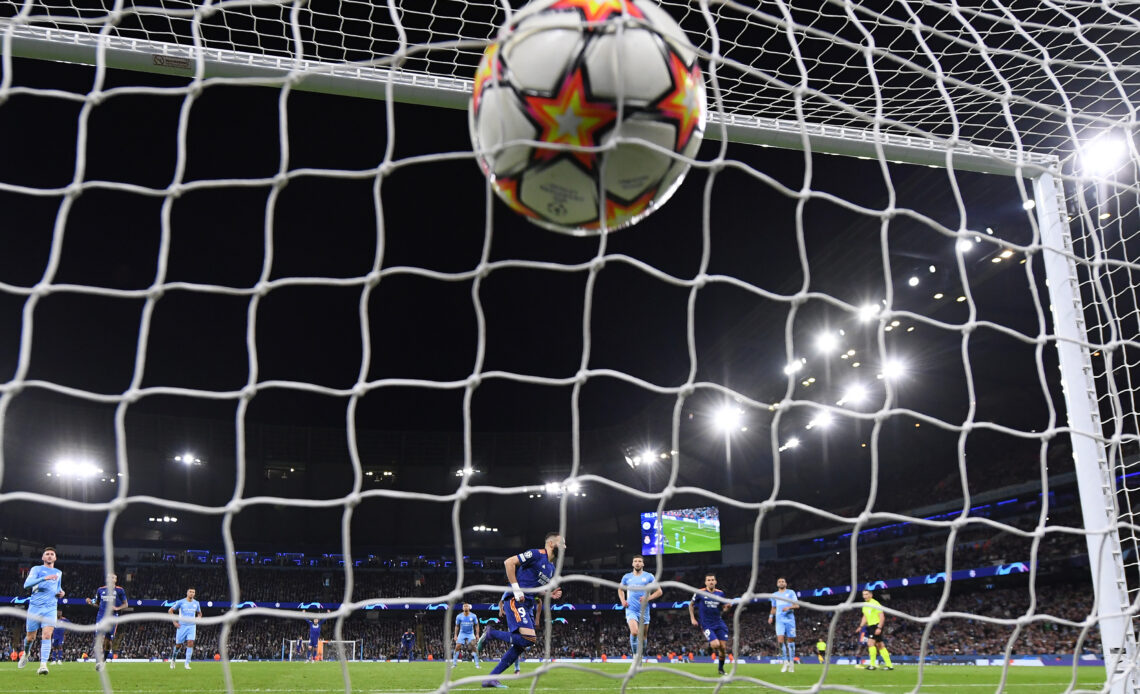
[469,0,706,235]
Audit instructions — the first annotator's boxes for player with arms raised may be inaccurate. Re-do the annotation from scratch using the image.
[168,587,201,670]
[689,572,731,677]
[856,589,894,670]
[618,555,662,659]
[476,531,564,689]
[451,603,481,668]
[768,577,798,673]
[306,615,323,662]
[19,547,64,675]
[86,573,126,671]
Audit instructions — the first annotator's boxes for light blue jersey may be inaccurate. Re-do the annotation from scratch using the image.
[456,613,477,636]
[621,571,656,624]
[770,588,797,622]
[24,565,63,616]
[172,598,201,645]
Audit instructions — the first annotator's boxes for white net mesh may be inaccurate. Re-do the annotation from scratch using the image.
[2,0,1140,693]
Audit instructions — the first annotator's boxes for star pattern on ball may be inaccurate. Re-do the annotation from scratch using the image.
[584,189,657,231]
[525,67,618,169]
[492,177,539,219]
[549,0,643,23]
[656,51,704,153]
[472,43,501,113]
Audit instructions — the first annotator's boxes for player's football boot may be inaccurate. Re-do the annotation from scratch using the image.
[37,664,49,675]
[170,659,175,669]
[475,630,489,655]
[865,665,876,670]
[883,666,894,670]
[482,680,508,688]
[17,651,27,668]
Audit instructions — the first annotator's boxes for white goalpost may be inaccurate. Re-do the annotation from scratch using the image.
[2,1,1139,693]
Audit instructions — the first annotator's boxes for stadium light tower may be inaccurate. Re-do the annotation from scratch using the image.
[713,405,745,467]
[1081,132,1128,176]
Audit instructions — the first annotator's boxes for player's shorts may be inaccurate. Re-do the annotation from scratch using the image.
[309,637,320,648]
[625,606,651,625]
[503,597,535,633]
[176,625,197,644]
[701,623,729,644]
[95,616,118,637]
[774,618,796,638]
[457,633,476,645]
[861,624,884,641]
[25,606,57,633]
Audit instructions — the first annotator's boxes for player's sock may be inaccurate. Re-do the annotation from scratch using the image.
[879,647,892,667]
[24,638,34,657]
[474,650,480,666]
[717,652,725,672]
[172,645,180,661]
[186,647,193,664]
[490,644,527,675]
[630,635,638,655]
[40,640,51,664]
[868,646,878,665]
[788,643,796,661]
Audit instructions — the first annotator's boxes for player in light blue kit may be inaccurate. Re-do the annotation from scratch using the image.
[476,531,564,689]
[618,555,662,659]
[168,587,202,670]
[768,577,798,673]
[19,547,64,675]
[451,603,481,668]
[86,573,127,671]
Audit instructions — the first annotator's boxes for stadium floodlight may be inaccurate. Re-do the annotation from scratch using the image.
[1081,132,1129,176]
[778,437,800,452]
[806,411,833,430]
[174,453,202,465]
[881,359,907,381]
[956,238,975,253]
[837,384,868,406]
[907,276,920,287]
[815,331,840,353]
[713,405,744,432]
[53,458,102,479]
[783,359,804,375]
[544,482,562,494]
[857,304,880,322]
[1022,199,1036,210]
[641,450,657,463]
[454,468,481,477]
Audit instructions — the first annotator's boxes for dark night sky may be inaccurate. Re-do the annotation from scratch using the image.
[0,48,1072,557]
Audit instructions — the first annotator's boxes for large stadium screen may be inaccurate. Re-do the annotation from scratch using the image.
[640,507,721,555]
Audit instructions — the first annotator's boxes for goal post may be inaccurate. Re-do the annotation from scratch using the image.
[283,639,358,661]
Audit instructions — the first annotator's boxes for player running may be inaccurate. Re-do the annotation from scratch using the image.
[618,555,662,659]
[689,572,731,677]
[86,573,127,671]
[19,547,65,675]
[451,603,481,668]
[50,611,69,664]
[768,577,798,673]
[684,574,729,674]
[476,531,564,689]
[306,616,323,662]
[168,587,202,670]
[856,589,893,670]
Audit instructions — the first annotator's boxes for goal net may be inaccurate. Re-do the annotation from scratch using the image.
[1,1,1138,693]
[283,639,358,661]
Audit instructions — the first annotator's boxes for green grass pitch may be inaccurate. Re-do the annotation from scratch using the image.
[0,661,1106,692]
[659,517,720,554]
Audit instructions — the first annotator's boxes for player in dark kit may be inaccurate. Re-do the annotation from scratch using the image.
[50,611,69,664]
[397,629,416,661]
[689,572,732,677]
[86,573,127,671]
[475,531,564,689]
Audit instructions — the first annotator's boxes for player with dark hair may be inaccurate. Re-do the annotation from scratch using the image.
[689,572,731,677]
[856,589,894,670]
[168,587,201,670]
[451,603,481,668]
[86,573,126,671]
[397,628,416,661]
[19,547,64,675]
[618,555,662,659]
[475,531,564,689]
[306,616,323,662]
[769,577,798,673]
